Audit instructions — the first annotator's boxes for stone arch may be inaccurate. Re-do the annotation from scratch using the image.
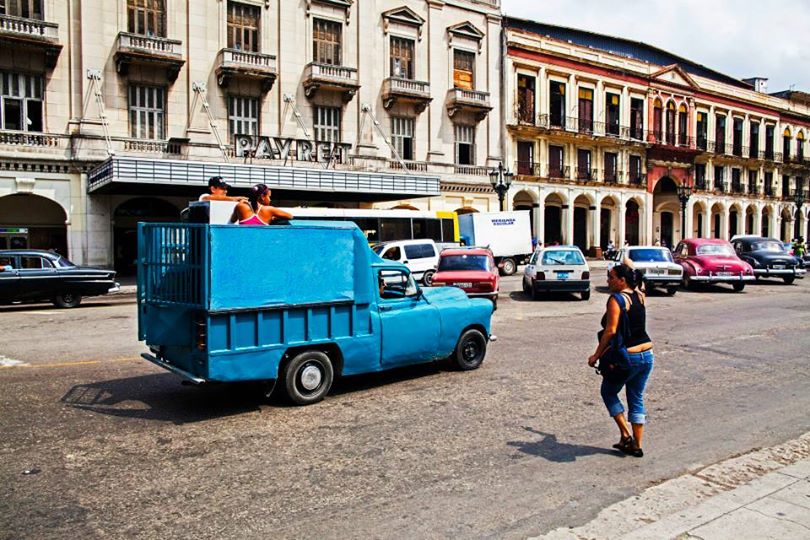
[624,198,641,245]
[455,207,478,215]
[513,189,539,237]
[391,204,419,210]
[728,201,744,238]
[744,203,758,235]
[0,193,69,255]
[710,202,725,239]
[572,194,591,251]
[653,176,679,246]
[598,194,620,249]
[543,192,566,245]
[761,205,773,237]
[691,199,708,238]
[780,206,793,241]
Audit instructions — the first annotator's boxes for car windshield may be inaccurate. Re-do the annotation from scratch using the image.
[696,244,735,256]
[438,254,489,271]
[752,241,785,253]
[628,248,672,263]
[542,250,585,265]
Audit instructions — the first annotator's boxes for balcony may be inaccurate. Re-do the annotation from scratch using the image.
[381,78,432,113]
[453,164,489,176]
[694,179,708,191]
[115,32,184,82]
[446,88,492,122]
[0,14,61,67]
[575,167,597,182]
[215,48,277,93]
[303,62,360,103]
[603,170,623,185]
[731,181,744,194]
[628,173,646,187]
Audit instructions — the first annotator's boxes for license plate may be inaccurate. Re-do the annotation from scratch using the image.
[557,272,569,280]
[717,272,734,277]
[646,269,662,275]
[771,265,785,269]
[453,282,473,288]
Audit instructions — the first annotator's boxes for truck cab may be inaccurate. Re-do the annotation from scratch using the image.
[138,221,494,405]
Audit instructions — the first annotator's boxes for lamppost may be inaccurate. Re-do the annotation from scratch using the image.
[489,162,514,212]
[677,182,693,241]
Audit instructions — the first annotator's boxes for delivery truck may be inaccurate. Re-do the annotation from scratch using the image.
[458,211,533,275]
[137,219,495,405]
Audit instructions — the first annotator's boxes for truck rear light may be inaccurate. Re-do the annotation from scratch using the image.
[536,271,546,280]
[194,316,207,351]
[582,271,590,279]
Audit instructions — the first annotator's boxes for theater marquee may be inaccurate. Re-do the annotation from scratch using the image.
[233,135,353,163]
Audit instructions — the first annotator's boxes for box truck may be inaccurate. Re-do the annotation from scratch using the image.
[458,211,533,275]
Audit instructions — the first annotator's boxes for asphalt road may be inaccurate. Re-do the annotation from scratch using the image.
[2,271,809,540]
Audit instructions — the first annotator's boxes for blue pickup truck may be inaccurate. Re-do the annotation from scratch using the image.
[137,221,494,405]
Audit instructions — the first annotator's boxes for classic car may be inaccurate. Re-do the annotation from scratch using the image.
[0,250,119,308]
[673,238,754,292]
[522,245,590,301]
[607,246,683,295]
[731,237,806,284]
[431,247,499,308]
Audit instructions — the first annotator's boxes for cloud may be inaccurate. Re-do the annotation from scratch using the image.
[501,0,810,92]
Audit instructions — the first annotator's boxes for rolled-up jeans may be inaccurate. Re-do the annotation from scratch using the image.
[600,349,654,424]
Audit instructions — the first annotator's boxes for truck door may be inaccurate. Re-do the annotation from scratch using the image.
[377,269,440,366]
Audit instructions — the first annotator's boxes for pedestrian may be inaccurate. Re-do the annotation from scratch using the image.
[234,183,294,225]
[792,236,806,259]
[199,176,247,202]
[588,263,654,458]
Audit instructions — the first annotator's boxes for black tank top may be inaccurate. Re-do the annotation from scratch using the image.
[600,291,651,347]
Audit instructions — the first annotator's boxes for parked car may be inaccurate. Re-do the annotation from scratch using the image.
[522,245,590,300]
[673,238,754,292]
[372,239,439,285]
[607,245,683,295]
[0,249,119,308]
[731,237,806,284]
[431,247,499,308]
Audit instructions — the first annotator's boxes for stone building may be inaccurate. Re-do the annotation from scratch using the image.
[502,18,810,254]
[0,0,502,271]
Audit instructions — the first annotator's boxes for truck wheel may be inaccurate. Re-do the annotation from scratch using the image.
[422,270,435,286]
[501,258,517,276]
[782,276,795,285]
[282,351,334,405]
[452,329,487,371]
[53,292,82,308]
[667,287,678,296]
[732,282,745,292]
[580,289,591,301]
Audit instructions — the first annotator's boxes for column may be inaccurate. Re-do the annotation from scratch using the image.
[539,68,549,117]
[752,203,762,235]
[533,201,543,246]
[771,210,780,240]
[618,195,627,246]
[643,194,653,245]
[564,201,574,245]
[684,200,694,243]
[720,205,730,240]
[591,198,601,253]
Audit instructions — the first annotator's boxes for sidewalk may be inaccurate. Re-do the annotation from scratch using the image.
[534,433,810,540]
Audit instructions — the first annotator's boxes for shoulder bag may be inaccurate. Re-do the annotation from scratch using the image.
[596,292,632,384]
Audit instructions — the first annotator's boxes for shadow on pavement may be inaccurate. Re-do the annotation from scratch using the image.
[507,427,619,462]
[60,362,447,423]
[508,291,587,303]
[0,302,120,313]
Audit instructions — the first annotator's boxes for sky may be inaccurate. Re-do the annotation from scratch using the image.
[500,0,810,94]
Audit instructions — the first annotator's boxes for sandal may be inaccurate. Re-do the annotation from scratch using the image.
[612,436,633,452]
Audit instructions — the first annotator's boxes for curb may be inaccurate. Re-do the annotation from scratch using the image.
[532,432,810,540]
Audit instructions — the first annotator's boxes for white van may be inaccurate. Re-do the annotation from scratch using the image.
[372,239,440,285]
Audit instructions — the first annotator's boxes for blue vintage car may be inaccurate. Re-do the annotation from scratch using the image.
[137,221,494,405]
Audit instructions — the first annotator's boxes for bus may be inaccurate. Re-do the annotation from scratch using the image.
[282,208,459,244]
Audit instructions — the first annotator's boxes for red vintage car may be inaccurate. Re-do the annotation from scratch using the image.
[432,247,499,308]
[673,238,755,292]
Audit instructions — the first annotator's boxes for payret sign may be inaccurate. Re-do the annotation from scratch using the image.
[234,135,352,163]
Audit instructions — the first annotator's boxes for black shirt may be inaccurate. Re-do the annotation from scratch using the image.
[600,291,652,348]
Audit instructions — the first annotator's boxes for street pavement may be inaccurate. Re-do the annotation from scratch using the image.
[1,264,809,539]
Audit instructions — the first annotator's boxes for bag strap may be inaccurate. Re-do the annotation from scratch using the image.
[610,292,632,345]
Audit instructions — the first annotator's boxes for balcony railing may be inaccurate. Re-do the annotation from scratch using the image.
[115,32,184,80]
[714,179,726,192]
[731,181,744,194]
[628,172,646,186]
[382,78,431,112]
[388,159,428,172]
[603,170,623,184]
[216,48,277,92]
[303,62,360,102]
[0,129,66,147]
[446,88,492,121]
[695,179,708,191]
[453,164,489,176]
[0,13,59,39]
[575,167,597,181]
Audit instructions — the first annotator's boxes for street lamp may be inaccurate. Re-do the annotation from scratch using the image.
[677,182,693,241]
[489,162,514,212]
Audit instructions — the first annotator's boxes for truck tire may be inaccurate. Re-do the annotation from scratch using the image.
[282,351,334,405]
[452,328,487,371]
[53,292,82,308]
[501,258,517,276]
[782,276,795,285]
[422,270,435,286]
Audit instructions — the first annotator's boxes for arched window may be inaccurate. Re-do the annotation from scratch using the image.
[678,104,688,146]
[797,131,805,161]
[783,127,792,160]
[666,101,676,145]
[653,99,663,142]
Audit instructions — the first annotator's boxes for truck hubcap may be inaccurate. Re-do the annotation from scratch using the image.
[462,340,479,362]
[299,364,323,391]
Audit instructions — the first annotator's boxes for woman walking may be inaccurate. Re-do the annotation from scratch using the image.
[588,264,654,457]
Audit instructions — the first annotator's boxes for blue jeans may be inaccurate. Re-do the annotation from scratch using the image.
[600,349,654,424]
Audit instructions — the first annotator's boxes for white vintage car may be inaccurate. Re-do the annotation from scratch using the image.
[607,245,683,295]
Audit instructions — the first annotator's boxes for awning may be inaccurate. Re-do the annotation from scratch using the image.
[87,156,441,202]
